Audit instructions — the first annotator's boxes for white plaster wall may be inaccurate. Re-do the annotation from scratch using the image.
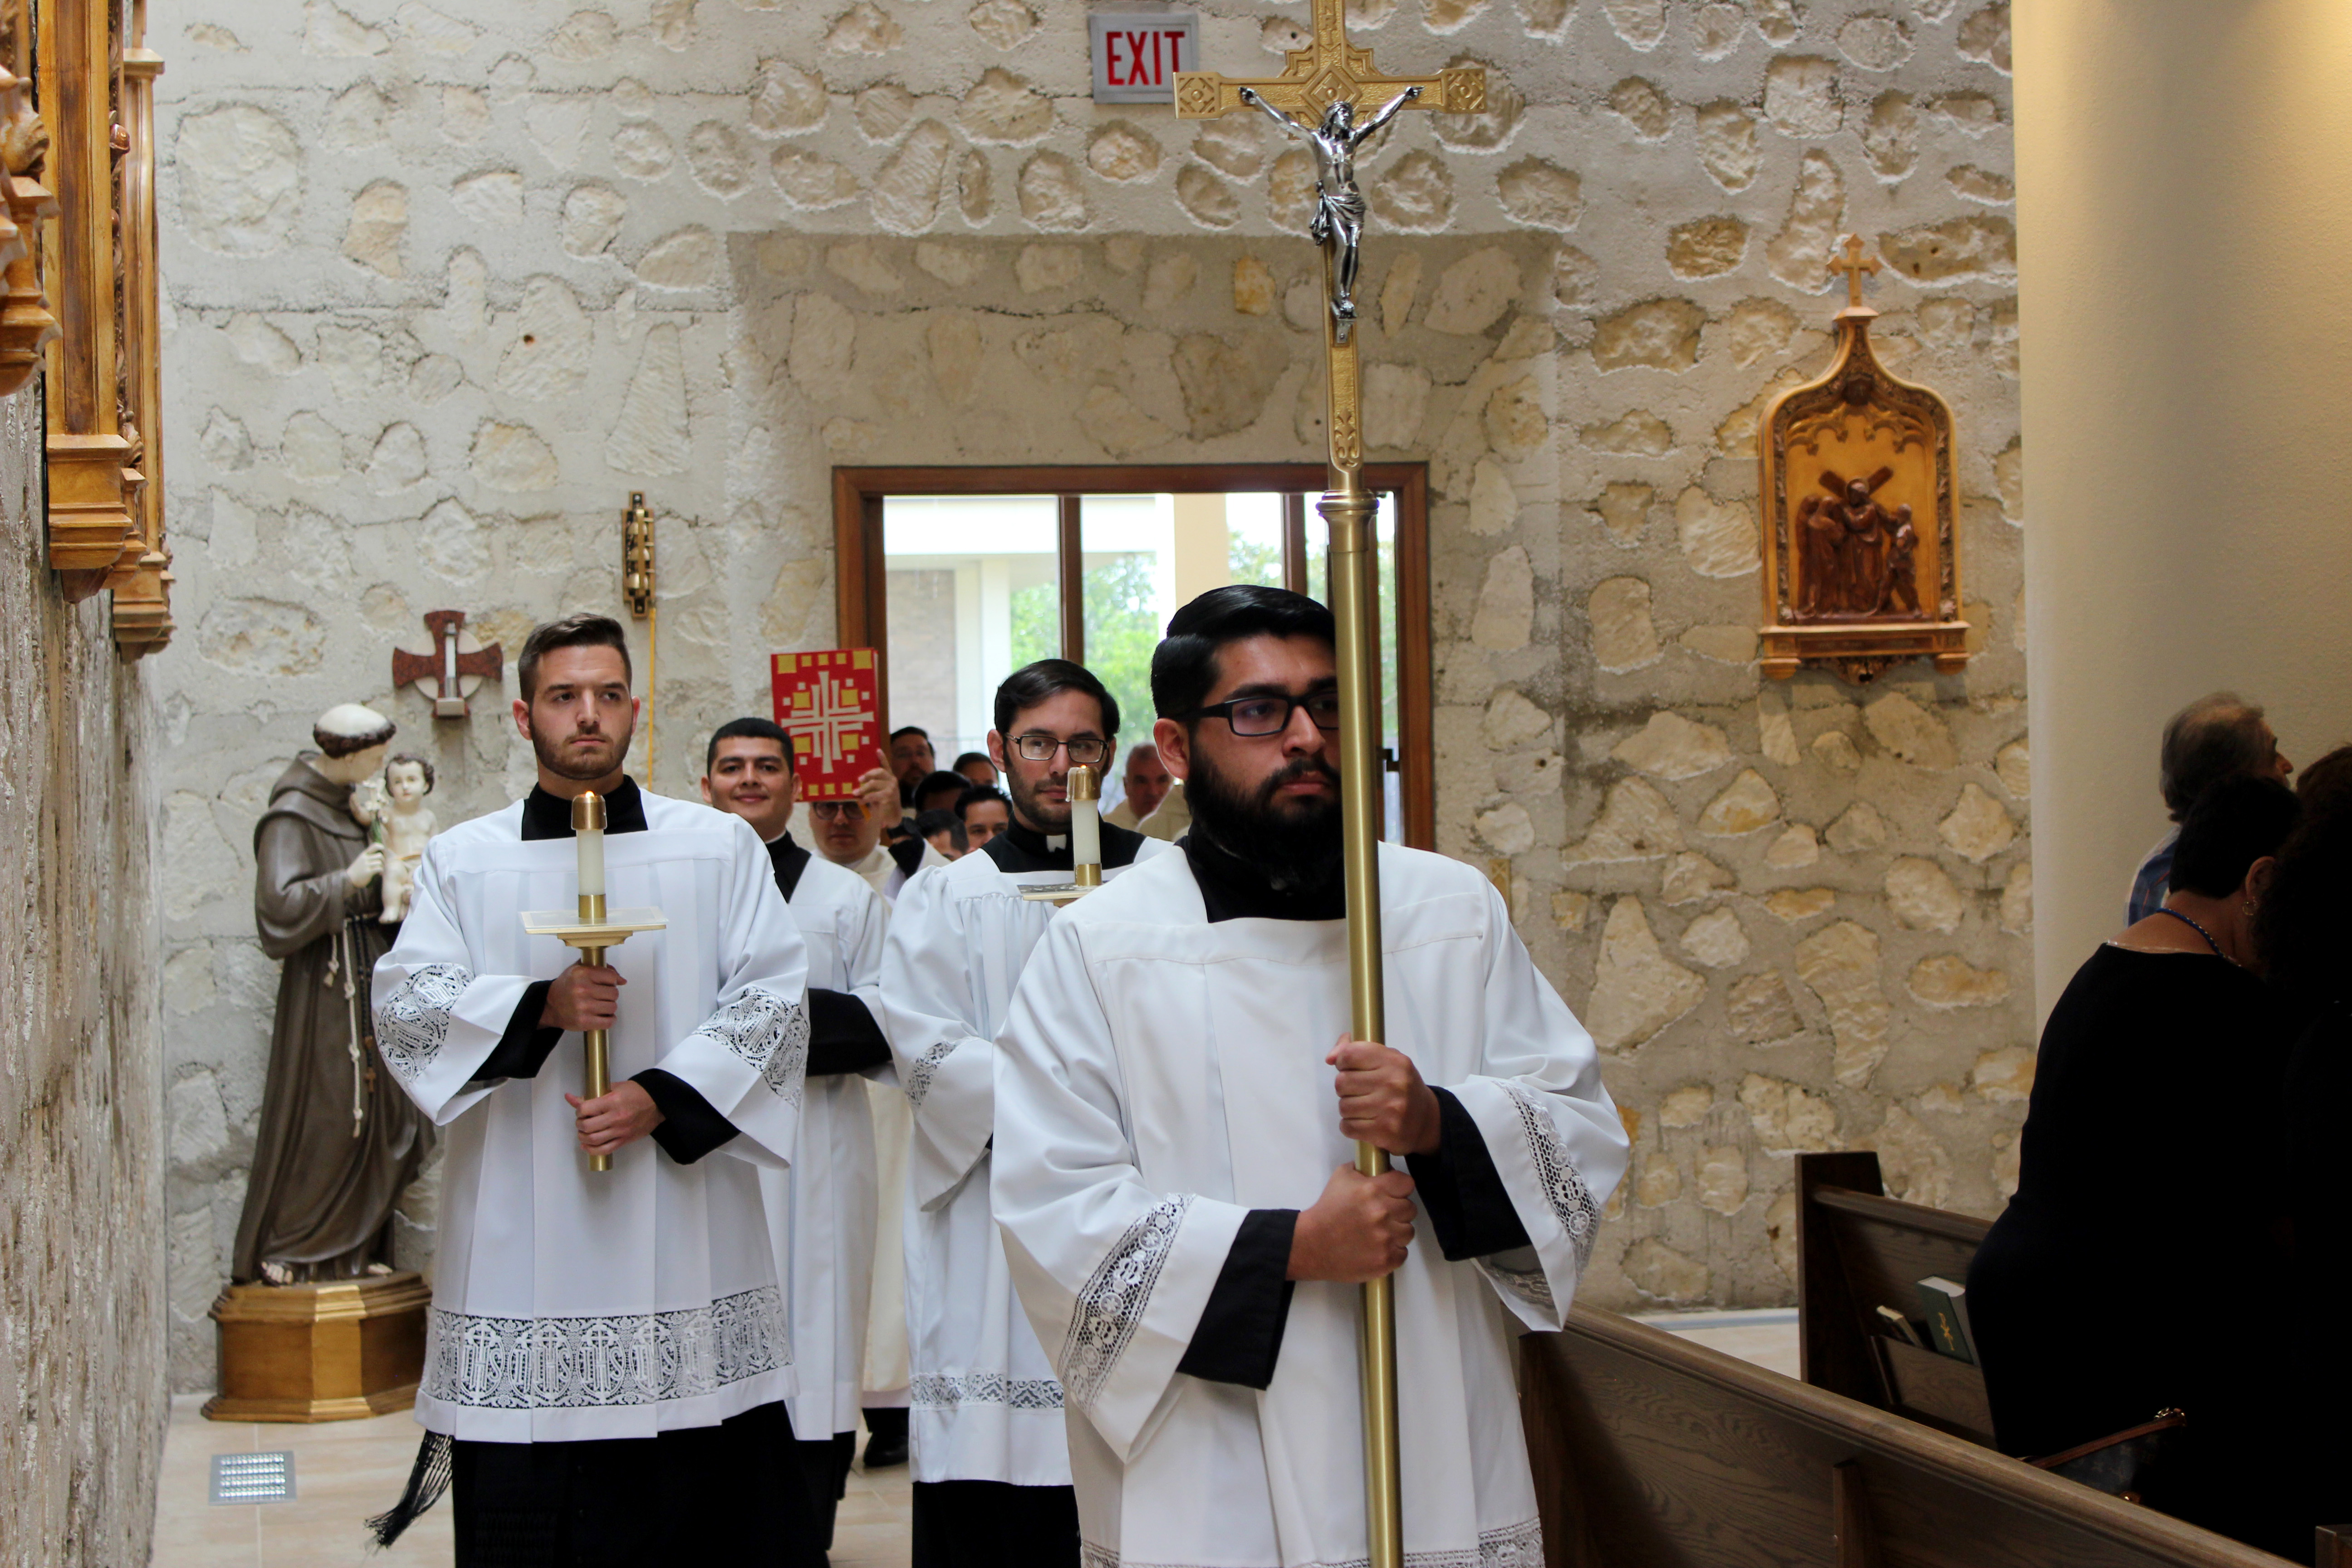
[2016,0,2352,1013]
[150,0,2024,1384]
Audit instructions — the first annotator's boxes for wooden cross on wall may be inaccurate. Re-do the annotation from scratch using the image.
[1172,0,1485,122]
[1830,234,1883,309]
[392,609,504,719]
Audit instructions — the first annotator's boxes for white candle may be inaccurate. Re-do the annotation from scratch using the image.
[443,634,457,691]
[573,789,607,902]
[577,823,605,897]
[1068,765,1101,877]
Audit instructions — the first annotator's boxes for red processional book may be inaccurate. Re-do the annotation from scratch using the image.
[770,648,885,801]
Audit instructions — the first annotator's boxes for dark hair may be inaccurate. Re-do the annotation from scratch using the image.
[914,769,970,812]
[890,726,931,745]
[384,751,436,792]
[956,784,1010,821]
[913,808,968,853]
[2169,774,2300,898]
[952,751,993,773]
[706,716,794,775]
[2159,692,2276,821]
[994,658,1119,742]
[519,613,632,701]
[1150,585,1336,720]
[2296,743,2352,828]
[2257,810,2352,1000]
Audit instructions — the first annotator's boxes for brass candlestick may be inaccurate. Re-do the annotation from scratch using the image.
[520,790,666,1174]
[1068,763,1102,888]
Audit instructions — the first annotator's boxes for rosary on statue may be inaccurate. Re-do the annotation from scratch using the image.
[1176,11,1484,1564]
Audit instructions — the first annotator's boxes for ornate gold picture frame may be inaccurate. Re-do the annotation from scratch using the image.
[1758,240,1967,685]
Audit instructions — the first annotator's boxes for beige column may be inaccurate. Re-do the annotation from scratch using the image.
[1169,492,1230,607]
[2016,0,2352,1012]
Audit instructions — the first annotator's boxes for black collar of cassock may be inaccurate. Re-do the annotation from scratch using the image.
[983,815,1149,875]
[520,777,647,840]
[1182,827,1348,923]
[767,830,813,900]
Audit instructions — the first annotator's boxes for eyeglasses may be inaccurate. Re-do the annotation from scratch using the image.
[1009,734,1110,765]
[808,801,867,821]
[1186,691,1343,737]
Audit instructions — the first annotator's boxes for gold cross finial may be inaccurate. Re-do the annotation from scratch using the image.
[1173,0,1484,122]
[1830,235,1882,309]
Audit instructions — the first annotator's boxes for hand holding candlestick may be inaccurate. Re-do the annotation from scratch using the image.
[520,789,666,1174]
[572,791,614,1171]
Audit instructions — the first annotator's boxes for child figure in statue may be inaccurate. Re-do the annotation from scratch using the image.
[354,753,438,924]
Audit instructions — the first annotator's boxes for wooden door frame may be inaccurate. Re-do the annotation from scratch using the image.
[832,463,1435,850]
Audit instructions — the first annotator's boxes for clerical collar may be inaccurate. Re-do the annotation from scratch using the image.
[983,815,1150,875]
[520,777,647,840]
[1183,828,1347,923]
[767,830,813,900]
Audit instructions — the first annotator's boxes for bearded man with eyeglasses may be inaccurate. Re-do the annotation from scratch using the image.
[878,658,1169,1568]
[989,586,1629,1568]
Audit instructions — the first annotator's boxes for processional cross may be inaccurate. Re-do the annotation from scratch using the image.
[1175,14,1481,1568]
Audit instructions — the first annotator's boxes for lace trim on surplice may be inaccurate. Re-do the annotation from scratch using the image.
[1499,1082,1601,1273]
[904,1037,959,1108]
[909,1370,1065,1411]
[698,986,809,1103]
[1058,1194,1191,1408]
[423,1285,789,1410]
[1079,1518,1544,1568]
[373,964,471,1083]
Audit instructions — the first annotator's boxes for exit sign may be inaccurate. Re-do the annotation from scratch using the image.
[1089,13,1198,103]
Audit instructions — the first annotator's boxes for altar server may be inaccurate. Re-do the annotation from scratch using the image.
[369,614,822,1565]
[881,659,1169,1566]
[993,586,1629,1568]
[702,716,893,1550]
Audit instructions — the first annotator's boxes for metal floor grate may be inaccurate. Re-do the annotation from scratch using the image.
[210,1451,296,1505]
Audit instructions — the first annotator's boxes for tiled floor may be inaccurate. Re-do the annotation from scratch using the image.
[151,1311,1797,1567]
[151,1396,911,1567]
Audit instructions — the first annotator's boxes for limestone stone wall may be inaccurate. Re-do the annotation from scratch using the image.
[152,0,2023,1382]
[0,388,168,1559]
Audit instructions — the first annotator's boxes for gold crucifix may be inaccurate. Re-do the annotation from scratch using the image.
[1831,234,1883,309]
[1173,0,1485,122]
[1174,10,1481,1568]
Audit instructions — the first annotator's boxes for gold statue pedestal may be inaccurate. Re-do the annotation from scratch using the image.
[202,1271,431,1422]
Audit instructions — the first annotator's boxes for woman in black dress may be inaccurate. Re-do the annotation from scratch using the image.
[1969,774,2302,1554]
[2260,752,2352,1552]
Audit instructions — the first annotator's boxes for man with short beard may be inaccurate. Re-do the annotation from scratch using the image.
[990,586,1629,1568]
[368,614,824,1565]
[880,659,1169,1568]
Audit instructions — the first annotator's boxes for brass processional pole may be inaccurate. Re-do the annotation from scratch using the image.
[1175,15,1483,1563]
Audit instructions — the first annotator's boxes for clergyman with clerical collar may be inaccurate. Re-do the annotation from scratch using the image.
[367,613,824,1563]
[878,658,1171,1566]
[990,585,1630,1568]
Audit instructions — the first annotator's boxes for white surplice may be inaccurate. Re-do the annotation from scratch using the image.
[992,843,1630,1568]
[765,850,891,1442]
[372,792,812,1445]
[880,842,1170,1485]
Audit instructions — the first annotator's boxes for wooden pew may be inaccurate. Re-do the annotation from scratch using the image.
[1521,1307,2293,1568]
[1797,1149,1997,1445]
